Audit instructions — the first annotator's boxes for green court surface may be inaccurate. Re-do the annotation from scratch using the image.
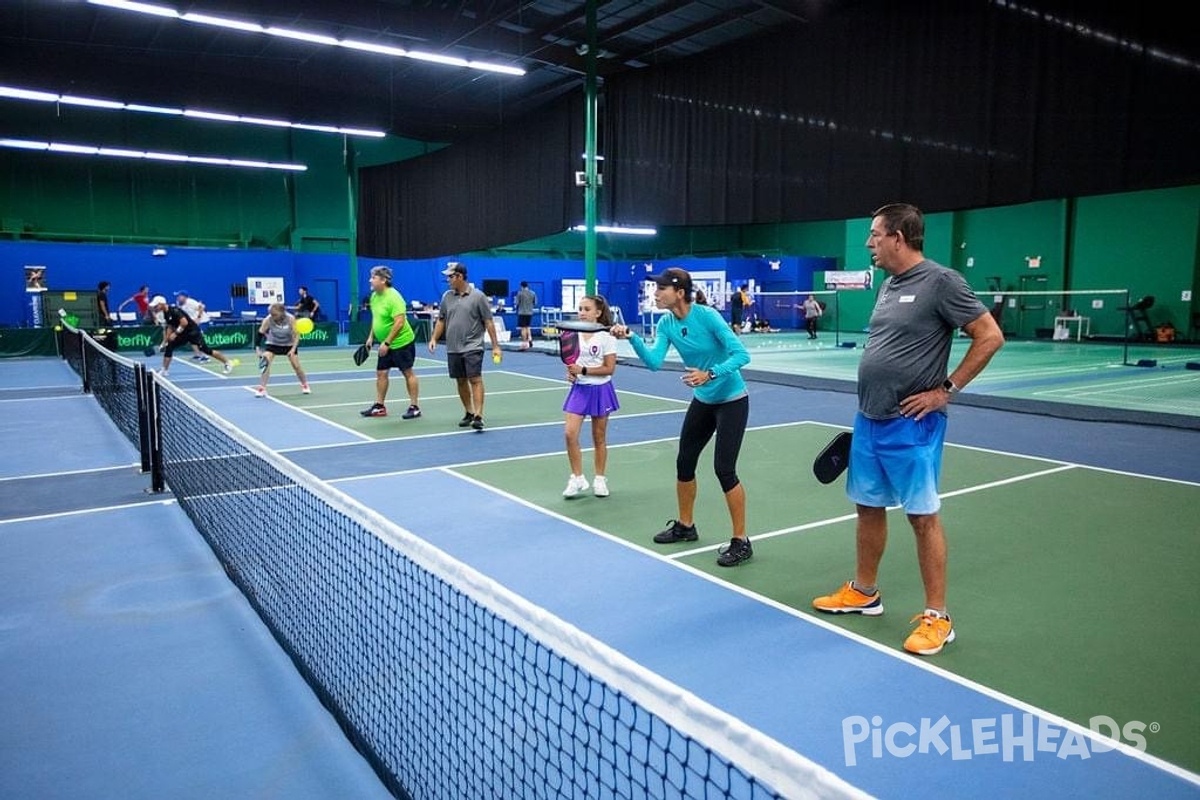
[449,422,1200,773]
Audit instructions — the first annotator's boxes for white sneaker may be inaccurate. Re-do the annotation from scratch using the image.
[562,474,589,498]
[158,370,169,379]
[301,383,311,394]
[254,386,267,397]
[223,361,233,374]
[593,476,609,497]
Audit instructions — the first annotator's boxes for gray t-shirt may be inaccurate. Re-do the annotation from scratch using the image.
[857,260,987,419]
[437,288,493,353]
[515,287,537,315]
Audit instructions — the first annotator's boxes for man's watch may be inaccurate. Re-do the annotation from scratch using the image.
[708,369,717,381]
[942,378,960,395]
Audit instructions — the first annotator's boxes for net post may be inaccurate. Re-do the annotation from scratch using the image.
[1122,288,1131,366]
[135,363,152,473]
[147,375,166,493]
[834,290,841,347]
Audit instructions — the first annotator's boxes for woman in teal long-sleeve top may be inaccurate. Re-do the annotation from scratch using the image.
[612,268,754,567]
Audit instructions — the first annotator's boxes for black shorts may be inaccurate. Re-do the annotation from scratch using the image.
[517,314,533,328]
[377,341,416,372]
[164,330,207,357]
[264,343,295,356]
[447,350,484,379]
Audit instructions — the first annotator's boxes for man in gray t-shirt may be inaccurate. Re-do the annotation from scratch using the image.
[812,203,1003,658]
[856,261,989,419]
[514,281,537,349]
[429,261,501,431]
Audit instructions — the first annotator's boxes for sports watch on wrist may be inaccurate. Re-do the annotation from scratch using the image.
[942,378,959,395]
[708,369,717,381]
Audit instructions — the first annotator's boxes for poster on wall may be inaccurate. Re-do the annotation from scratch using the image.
[247,277,285,306]
[25,265,47,327]
[824,270,874,290]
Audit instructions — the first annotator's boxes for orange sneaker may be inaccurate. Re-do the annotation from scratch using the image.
[812,581,883,616]
[903,612,956,655]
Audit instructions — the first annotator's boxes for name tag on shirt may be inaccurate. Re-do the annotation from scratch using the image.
[899,295,916,303]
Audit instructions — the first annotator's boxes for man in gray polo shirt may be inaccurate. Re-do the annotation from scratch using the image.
[813,202,1004,656]
[428,261,502,431]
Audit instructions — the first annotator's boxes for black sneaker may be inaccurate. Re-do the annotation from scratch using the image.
[457,413,474,428]
[653,519,698,544]
[360,403,387,417]
[401,405,421,419]
[470,415,484,430]
[716,537,753,567]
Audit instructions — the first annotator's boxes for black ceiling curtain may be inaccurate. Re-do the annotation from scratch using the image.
[357,96,585,260]
[359,2,1198,259]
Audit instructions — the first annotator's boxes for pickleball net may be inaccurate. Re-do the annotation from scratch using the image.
[66,326,866,800]
[60,324,152,472]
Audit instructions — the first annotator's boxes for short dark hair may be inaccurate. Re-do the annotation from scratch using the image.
[871,202,925,251]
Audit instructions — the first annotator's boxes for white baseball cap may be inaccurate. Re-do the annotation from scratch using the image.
[150,295,167,306]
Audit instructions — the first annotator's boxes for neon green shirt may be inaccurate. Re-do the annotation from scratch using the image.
[370,287,414,348]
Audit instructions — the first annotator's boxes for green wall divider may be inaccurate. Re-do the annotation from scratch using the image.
[0,328,58,357]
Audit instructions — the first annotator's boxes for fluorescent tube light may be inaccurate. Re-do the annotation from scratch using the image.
[0,83,384,137]
[86,1,524,76]
[571,225,658,236]
[180,13,263,33]
[0,137,307,171]
[89,0,178,18]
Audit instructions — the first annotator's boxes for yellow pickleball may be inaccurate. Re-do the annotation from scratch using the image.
[295,317,314,335]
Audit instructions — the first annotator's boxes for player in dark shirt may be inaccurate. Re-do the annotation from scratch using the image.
[149,295,235,378]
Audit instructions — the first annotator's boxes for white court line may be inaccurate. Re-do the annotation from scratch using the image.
[0,496,175,525]
[312,408,690,459]
[0,463,143,482]
[670,464,1079,558]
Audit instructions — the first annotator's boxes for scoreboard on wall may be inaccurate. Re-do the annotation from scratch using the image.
[247,277,285,306]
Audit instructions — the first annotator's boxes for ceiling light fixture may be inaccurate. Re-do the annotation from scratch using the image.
[571,225,657,236]
[87,0,525,76]
[0,137,307,171]
[0,84,385,138]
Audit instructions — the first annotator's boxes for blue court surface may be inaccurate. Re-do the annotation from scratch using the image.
[1,350,1197,799]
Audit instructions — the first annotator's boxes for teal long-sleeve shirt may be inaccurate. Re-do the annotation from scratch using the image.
[629,303,750,404]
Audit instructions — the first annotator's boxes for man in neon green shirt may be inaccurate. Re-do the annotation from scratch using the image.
[360,265,421,419]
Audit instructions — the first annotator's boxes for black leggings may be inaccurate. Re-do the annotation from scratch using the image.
[676,394,749,493]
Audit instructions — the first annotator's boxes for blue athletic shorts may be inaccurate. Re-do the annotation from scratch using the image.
[846,412,947,515]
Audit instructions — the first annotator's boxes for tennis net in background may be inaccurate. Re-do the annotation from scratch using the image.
[973,288,1132,341]
[149,373,868,800]
[59,325,152,472]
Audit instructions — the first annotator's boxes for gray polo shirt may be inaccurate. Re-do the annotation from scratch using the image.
[437,288,493,353]
[857,260,987,419]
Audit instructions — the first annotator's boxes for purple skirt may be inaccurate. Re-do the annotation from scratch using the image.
[563,381,620,418]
